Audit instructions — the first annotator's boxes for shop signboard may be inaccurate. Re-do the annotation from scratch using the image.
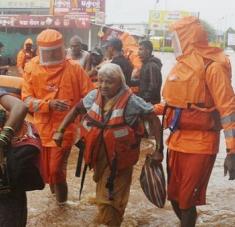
[0,15,90,29]
[148,10,199,31]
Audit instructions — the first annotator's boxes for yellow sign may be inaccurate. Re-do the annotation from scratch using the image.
[149,10,198,31]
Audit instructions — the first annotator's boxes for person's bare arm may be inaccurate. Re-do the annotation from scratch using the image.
[0,95,27,153]
[53,102,86,147]
[143,113,163,162]
[0,94,28,131]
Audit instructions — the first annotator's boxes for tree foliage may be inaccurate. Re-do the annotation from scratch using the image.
[200,20,217,42]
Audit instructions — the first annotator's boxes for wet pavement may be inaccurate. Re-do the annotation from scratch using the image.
[15,52,235,226]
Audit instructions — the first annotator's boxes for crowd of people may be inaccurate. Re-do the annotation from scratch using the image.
[0,16,234,227]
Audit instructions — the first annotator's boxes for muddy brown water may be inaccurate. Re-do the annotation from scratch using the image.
[26,136,235,227]
[9,52,235,226]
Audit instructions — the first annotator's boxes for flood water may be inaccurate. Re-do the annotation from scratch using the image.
[25,52,235,226]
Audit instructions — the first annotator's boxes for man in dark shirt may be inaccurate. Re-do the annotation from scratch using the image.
[103,38,133,86]
[135,40,162,104]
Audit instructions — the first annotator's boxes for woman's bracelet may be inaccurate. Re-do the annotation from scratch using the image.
[0,135,9,146]
[3,126,15,133]
[0,133,10,142]
[2,126,15,137]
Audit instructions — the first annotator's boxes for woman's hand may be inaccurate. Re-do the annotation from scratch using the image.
[53,131,64,147]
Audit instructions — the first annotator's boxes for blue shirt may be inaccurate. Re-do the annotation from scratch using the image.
[82,89,154,125]
[0,88,8,97]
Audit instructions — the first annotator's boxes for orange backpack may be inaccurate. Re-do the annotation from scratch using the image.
[163,53,210,109]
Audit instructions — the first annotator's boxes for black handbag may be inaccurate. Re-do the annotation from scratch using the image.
[6,144,44,192]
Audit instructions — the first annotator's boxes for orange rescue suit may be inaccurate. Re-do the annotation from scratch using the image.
[156,17,235,155]
[22,57,94,147]
[119,32,142,93]
[17,49,34,71]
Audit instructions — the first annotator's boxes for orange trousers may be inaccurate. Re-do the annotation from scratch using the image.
[40,147,71,184]
[167,150,216,209]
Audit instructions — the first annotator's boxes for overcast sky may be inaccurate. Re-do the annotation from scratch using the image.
[106,0,235,30]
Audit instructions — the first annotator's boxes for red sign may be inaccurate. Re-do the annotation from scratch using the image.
[0,15,91,29]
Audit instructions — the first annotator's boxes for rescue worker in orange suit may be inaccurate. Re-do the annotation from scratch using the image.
[119,32,143,93]
[22,29,94,204]
[154,16,235,227]
[53,63,163,226]
[17,38,34,75]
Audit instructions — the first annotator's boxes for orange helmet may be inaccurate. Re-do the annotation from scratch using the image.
[170,16,228,64]
[169,16,208,56]
[24,38,33,49]
[37,29,63,47]
[37,29,65,66]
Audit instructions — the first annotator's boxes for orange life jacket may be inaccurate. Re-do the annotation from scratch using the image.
[0,75,22,99]
[80,89,144,170]
[0,75,34,122]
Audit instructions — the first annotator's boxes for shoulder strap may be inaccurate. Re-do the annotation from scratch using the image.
[159,105,168,155]
[204,60,214,72]
[79,164,88,200]
[75,138,85,177]
[105,156,117,200]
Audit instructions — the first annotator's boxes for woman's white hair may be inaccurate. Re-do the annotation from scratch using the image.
[97,63,127,88]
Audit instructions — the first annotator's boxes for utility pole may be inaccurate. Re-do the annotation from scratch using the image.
[162,0,167,49]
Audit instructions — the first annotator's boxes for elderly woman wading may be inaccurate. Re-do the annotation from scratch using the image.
[53,63,162,226]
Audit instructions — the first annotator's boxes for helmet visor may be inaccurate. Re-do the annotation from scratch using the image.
[39,45,64,66]
[171,31,183,58]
